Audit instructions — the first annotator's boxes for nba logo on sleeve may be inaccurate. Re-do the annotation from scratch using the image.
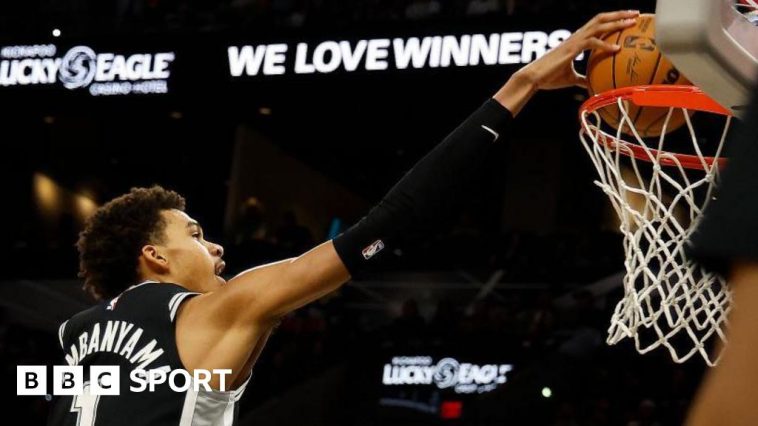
[362,240,385,259]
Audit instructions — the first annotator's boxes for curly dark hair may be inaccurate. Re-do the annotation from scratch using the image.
[77,186,186,300]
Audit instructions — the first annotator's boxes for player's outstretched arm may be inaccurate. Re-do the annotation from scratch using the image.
[188,10,639,329]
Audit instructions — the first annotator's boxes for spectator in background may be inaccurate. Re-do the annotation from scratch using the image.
[229,197,278,268]
[522,290,556,349]
[429,297,461,340]
[552,401,580,426]
[0,307,8,398]
[270,0,308,26]
[235,197,268,244]
[116,0,144,25]
[404,0,441,20]
[274,210,314,256]
[504,0,516,15]
[390,299,427,347]
[558,290,604,359]
[466,0,502,16]
[628,399,662,426]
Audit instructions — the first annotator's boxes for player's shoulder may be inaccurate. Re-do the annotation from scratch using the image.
[58,282,199,343]
[61,299,106,331]
[57,303,101,350]
[122,280,194,299]
[111,281,200,321]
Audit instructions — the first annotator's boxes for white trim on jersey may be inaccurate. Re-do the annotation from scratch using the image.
[168,293,185,313]
[169,292,200,322]
[124,280,158,294]
[178,385,200,426]
[222,399,236,425]
[58,320,69,350]
[178,373,252,426]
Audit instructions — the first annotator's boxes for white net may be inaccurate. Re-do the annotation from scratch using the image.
[578,87,733,365]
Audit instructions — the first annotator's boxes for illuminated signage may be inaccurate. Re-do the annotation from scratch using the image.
[0,44,175,96]
[228,30,571,76]
[382,356,513,395]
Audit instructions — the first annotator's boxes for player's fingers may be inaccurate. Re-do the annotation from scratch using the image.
[594,18,637,35]
[587,37,621,53]
[595,10,640,24]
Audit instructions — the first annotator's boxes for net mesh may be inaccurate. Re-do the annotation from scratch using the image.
[578,89,733,365]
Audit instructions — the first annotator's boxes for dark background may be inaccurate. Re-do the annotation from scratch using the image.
[1,1,713,425]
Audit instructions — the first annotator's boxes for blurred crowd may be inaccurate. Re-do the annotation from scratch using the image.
[223,197,624,283]
[3,0,656,37]
[376,290,703,426]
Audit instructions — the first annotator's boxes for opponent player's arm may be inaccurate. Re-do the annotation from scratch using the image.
[684,82,758,426]
[210,10,639,325]
[686,262,758,426]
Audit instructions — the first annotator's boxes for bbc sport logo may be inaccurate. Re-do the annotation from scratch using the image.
[17,365,233,396]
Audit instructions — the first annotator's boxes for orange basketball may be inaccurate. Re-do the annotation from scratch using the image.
[587,13,692,138]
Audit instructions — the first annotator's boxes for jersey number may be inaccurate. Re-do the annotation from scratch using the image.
[70,382,100,426]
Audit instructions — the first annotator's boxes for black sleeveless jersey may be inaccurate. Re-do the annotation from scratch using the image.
[47,281,250,426]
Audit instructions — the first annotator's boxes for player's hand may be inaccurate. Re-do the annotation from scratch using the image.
[518,10,639,90]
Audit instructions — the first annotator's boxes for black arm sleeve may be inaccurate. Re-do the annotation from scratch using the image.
[332,98,514,275]
[688,92,758,274]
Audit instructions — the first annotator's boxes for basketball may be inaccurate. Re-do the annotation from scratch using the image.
[587,13,691,137]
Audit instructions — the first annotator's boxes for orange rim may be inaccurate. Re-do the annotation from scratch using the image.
[579,85,731,170]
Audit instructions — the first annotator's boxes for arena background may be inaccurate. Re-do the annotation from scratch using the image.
[1,1,710,425]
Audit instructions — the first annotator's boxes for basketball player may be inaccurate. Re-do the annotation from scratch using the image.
[684,92,758,424]
[47,10,640,425]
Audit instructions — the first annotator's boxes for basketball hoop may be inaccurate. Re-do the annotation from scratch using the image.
[578,85,734,366]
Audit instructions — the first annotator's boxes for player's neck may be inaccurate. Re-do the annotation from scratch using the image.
[137,271,182,287]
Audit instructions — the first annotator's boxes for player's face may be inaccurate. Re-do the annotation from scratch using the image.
[159,209,226,292]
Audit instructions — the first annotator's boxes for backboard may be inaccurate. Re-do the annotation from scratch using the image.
[656,0,758,117]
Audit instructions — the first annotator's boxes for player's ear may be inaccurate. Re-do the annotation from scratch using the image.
[141,245,169,272]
